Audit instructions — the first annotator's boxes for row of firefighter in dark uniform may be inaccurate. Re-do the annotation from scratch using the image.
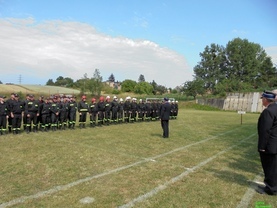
[0,93,178,135]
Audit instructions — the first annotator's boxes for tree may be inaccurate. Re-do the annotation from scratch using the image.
[0,80,2,84]
[121,79,137,92]
[183,79,205,99]
[194,43,226,94]
[46,79,55,86]
[108,73,115,82]
[193,38,276,94]
[87,69,103,96]
[138,74,145,82]
[150,80,158,95]
[134,81,153,94]
[54,76,74,87]
[155,84,167,95]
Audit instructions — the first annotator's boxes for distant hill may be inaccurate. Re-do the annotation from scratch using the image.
[0,84,80,96]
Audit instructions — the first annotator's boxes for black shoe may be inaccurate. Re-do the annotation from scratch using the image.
[256,186,277,195]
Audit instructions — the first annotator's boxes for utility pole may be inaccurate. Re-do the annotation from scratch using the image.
[18,74,22,84]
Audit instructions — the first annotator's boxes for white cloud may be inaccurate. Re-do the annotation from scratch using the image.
[0,18,192,87]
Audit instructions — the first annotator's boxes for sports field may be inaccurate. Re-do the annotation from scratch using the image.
[0,109,275,208]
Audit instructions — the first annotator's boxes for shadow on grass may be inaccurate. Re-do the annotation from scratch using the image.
[206,142,262,189]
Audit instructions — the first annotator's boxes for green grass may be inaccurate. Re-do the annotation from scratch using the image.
[0,110,275,208]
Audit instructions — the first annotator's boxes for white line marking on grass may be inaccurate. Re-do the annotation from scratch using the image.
[118,133,256,208]
[236,174,263,208]
[0,128,243,208]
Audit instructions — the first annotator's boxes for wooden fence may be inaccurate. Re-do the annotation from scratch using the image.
[196,92,264,113]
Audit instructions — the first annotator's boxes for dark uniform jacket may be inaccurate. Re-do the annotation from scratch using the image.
[89,102,98,114]
[78,101,89,112]
[10,100,24,114]
[0,101,8,116]
[160,102,171,121]
[258,102,277,154]
[25,100,39,114]
[68,101,77,113]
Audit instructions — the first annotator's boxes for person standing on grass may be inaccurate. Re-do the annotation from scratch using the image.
[0,95,8,135]
[160,97,171,138]
[68,96,77,129]
[78,95,89,128]
[256,90,277,196]
[89,98,98,127]
[25,94,39,133]
[10,94,24,134]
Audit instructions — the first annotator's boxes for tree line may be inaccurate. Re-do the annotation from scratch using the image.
[46,69,169,96]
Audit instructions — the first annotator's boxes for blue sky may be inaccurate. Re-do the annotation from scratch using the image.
[0,0,276,88]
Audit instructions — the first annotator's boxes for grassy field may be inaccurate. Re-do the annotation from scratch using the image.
[0,109,275,208]
[0,84,80,96]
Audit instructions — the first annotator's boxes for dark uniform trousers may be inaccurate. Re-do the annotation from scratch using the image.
[260,152,277,194]
[26,112,38,132]
[12,114,22,133]
[0,115,7,134]
[161,120,169,138]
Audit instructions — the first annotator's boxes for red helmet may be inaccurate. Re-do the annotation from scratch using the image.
[81,95,86,99]
[91,98,96,102]
[99,96,104,101]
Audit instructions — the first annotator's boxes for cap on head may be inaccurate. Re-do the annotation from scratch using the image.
[261,90,276,100]
[164,97,169,101]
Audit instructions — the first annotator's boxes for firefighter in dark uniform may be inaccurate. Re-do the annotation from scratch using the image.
[22,94,30,131]
[170,100,174,119]
[97,96,105,126]
[145,99,152,122]
[175,100,179,119]
[0,95,8,135]
[257,91,277,195]
[111,96,119,124]
[6,93,15,133]
[10,94,24,134]
[37,96,44,130]
[124,96,131,123]
[151,100,158,121]
[25,94,39,133]
[156,100,162,120]
[104,96,112,125]
[118,98,124,124]
[40,97,51,131]
[68,96,77,129]
[89,98,98,127]
[160,97,171,138]
[130,98,138,122]
[137,99,145,122]
[78,95,89,128]
[59,96,68,130]
[50,96,60,131]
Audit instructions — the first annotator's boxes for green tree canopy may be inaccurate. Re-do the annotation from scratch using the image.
[121,79,137,92]
[134,81,153,94]
[193,38,277,94]
[183,79,205,99]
